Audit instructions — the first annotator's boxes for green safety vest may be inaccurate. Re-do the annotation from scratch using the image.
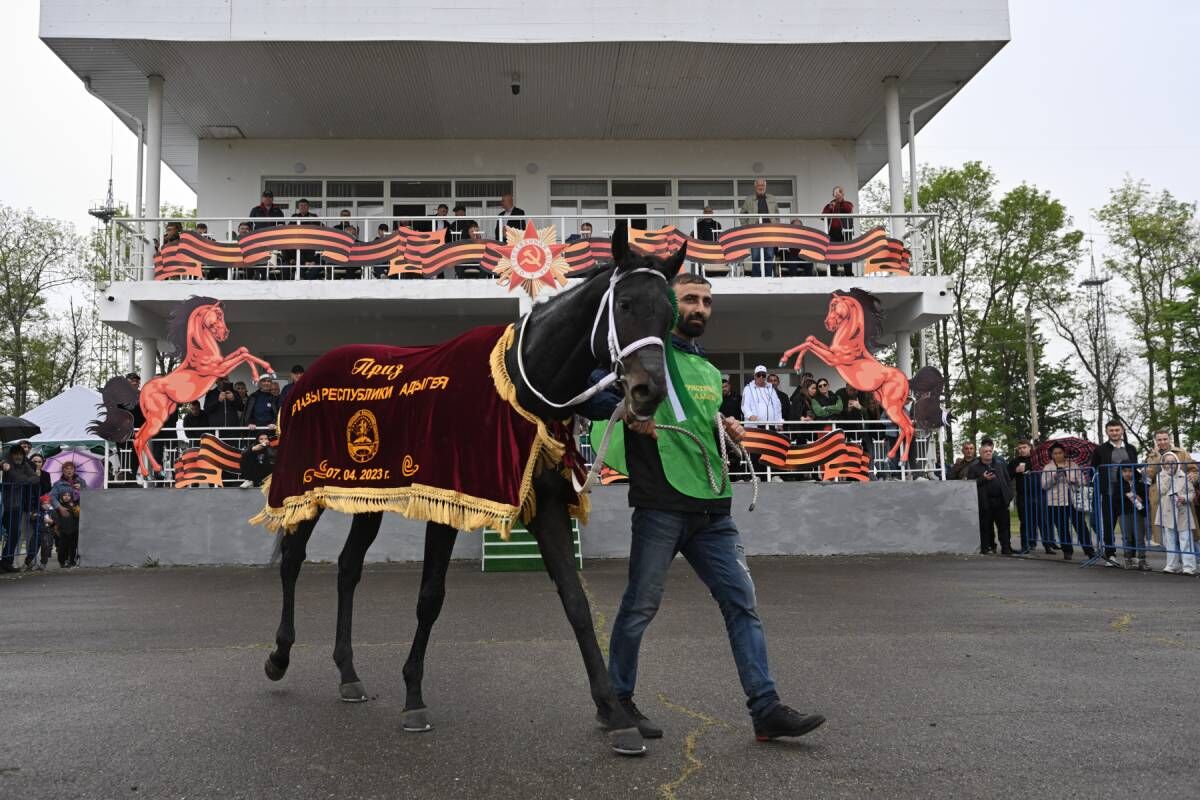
[594,343,731,501]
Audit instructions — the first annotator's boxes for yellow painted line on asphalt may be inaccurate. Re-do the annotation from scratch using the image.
[655,693,731,800]
[578,572,609,658]
[1109,613,1134,633]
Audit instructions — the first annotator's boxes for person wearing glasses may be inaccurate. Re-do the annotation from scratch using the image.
[811,379,843,420]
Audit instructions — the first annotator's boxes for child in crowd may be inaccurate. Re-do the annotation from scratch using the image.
[1117,466,1150,571]
[36,494,57,571]
[53,486,81,568]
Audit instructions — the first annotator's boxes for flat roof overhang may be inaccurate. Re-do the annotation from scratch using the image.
[44,37,1005,190]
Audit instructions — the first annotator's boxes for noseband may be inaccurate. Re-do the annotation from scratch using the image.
[515,267,668,410]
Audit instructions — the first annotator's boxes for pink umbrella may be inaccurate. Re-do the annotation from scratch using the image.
[43,448,104,489]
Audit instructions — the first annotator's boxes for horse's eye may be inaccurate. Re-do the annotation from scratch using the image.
[617,298,632,312]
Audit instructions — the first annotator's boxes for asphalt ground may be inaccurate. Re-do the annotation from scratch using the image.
[1,551,1198,800]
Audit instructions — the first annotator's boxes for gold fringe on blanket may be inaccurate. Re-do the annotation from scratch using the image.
[250,324,589,537]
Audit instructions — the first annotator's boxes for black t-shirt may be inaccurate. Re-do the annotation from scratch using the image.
[624,428,733,514]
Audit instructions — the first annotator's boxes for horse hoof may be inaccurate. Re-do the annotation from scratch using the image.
[264,656,287,682]
[401,708,434,732]
[339,681,368,703]
[609,727,646,756]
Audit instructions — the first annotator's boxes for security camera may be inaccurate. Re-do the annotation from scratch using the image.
[510,72,522,96]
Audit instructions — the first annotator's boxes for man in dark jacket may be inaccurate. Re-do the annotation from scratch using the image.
[204,380,246,432]
[719,376,742,421]
[242,377,280,430]
[967,439,1015,554]
[949,441,977,480]
[1,446,40,572]
[1007,439,1047,554]
[1089,420,1135,567]
[249,190,284,230]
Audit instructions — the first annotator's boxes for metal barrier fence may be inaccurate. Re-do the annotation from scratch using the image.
[110,418,946,489]
[1020,460,1199,572]
[106,211,940,282]
[0,483,81,571]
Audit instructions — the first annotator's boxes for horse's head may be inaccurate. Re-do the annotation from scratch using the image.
[825,294,853,332]
[602,224,686,418]
[197,302,229,342]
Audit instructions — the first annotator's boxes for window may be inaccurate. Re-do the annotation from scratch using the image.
[261,177,515,223]
[611,179,671,197]
[328,180,385,198]
[679,180,734,197]
[551,180,607,197]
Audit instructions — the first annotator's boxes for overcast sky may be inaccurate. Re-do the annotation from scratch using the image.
[1,0,1195,249]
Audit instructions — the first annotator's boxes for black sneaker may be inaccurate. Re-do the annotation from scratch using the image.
[753,704,826,741]
[596,697,663,739]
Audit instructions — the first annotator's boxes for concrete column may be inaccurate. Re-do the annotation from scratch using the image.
[143,74,164,281]
[883,77,905,236]
[895,330,912,377]
[140,337,157,380]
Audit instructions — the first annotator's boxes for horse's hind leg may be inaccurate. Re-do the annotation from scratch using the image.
[400,521,458,732]
[333,511,383,702]
[526,473,644,757]
[265,512,320,681]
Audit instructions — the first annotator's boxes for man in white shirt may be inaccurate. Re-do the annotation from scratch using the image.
[741,365,782,429]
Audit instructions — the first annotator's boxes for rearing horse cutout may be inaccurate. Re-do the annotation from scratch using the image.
[780,289,915,461]
[132,297,273,475]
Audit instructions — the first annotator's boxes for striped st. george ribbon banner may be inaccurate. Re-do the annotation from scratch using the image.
[173,434,243,488]
[741,429,872,481]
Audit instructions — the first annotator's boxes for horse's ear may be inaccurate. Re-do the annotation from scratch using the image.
[610,221,629,268]
[658,242,687,281]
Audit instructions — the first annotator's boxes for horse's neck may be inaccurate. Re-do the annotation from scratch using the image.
[833,308,867,354]
[506,273,611,421]
[185,318,218,366]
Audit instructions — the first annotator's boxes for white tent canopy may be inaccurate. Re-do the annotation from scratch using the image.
[22,385,103,444]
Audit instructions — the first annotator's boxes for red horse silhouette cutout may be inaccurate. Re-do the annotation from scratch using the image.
[132,297,273,476]
[780,289,915,461]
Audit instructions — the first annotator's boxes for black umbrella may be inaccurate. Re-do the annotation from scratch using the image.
[0,416,41,444]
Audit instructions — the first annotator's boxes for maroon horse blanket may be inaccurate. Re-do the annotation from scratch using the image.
[250,324,586,537]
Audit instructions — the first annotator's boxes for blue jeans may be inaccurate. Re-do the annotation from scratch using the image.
[608,508,780,719]
[748,247,776,277]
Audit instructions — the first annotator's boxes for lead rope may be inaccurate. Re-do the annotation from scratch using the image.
[578,410,759,513]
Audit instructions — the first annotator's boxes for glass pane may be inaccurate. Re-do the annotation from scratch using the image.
[455,180,513,198]
[551,179,607,197]
[611,179,671,197]
[678,200,706,211]
[678,179,734,197]
[581,200,609,211]
[736,179,794,198]
[388,180,451,199]
[328,180,384,198]
[263,180,322,198]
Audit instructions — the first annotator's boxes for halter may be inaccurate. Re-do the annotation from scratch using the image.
[515,267,668,410]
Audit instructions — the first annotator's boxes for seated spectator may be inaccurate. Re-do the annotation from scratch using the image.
[967,440,1014,554]
[695,207,722,243]
[235,222,267,279]
[448,204,475,242]
[455,224,488,279]
[242,377,280,431]
[949,442,977,480]
[291,199,322,278]
[432,203,451,233]
[766,372,791,420]
[566,222,594,244]
[334,208,353,231]
[194,222,212,239]
[811,379,843,420]
[181,401,208,433]
[778,219,815,277]
[239,433,277,489]
[249,190,284,230]
[236,222,253,240]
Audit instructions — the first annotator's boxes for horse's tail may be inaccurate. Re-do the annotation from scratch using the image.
[87,377,139,443]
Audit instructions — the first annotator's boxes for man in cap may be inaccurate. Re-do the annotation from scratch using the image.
[249,190,284,230]
[741,365,782,429]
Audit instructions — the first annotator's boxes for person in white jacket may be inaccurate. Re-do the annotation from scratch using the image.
[741,365,782,430]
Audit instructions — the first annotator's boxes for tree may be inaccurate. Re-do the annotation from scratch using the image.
[1163,263,1200,447]
[0,205,86,414]
[1095,180,1198,440]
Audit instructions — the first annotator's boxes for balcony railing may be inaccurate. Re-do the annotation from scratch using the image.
[105,212,940,283]
[105,419,946,489]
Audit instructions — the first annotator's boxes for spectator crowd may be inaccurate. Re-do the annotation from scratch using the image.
[1,440,88,573]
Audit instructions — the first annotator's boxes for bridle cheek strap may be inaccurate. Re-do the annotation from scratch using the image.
[517,267,667,410]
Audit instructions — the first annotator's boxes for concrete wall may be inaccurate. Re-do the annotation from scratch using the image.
[82,481,977,567]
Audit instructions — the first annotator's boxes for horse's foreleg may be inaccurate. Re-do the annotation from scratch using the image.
[526,475,644,757]
[265,514,319,682]
[400,521,458,733]
[332,511,383,702]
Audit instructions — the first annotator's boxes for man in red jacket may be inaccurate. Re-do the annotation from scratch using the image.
[822,186,855,276]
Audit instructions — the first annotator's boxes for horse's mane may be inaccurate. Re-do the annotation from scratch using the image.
[834,288,883,353]
[166,296,220,356]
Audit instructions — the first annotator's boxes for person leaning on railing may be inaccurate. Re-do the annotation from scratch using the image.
[0,445,40,573]
[810,379,843,421]
[1040,444,1095,561]
[1144,430,1199,575]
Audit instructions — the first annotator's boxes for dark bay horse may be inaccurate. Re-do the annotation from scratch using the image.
[262,225,685,756]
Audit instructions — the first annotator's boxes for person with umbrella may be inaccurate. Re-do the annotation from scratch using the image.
[1,444,41,572]
[1040,442,1096,561]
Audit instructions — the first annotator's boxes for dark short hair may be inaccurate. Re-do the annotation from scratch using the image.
[297,198,310,205]
[1105,419,1123,429]
[437,203,448,211]
[1017,438,1031,445]
[1050,443,1066,453]
[125,372,140,381]
[671,272,711,288]
[980,437,994,448]
[290,364,305,374]
[452,203,467,212]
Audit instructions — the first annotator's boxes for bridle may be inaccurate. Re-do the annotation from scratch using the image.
[515,267,668,411]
